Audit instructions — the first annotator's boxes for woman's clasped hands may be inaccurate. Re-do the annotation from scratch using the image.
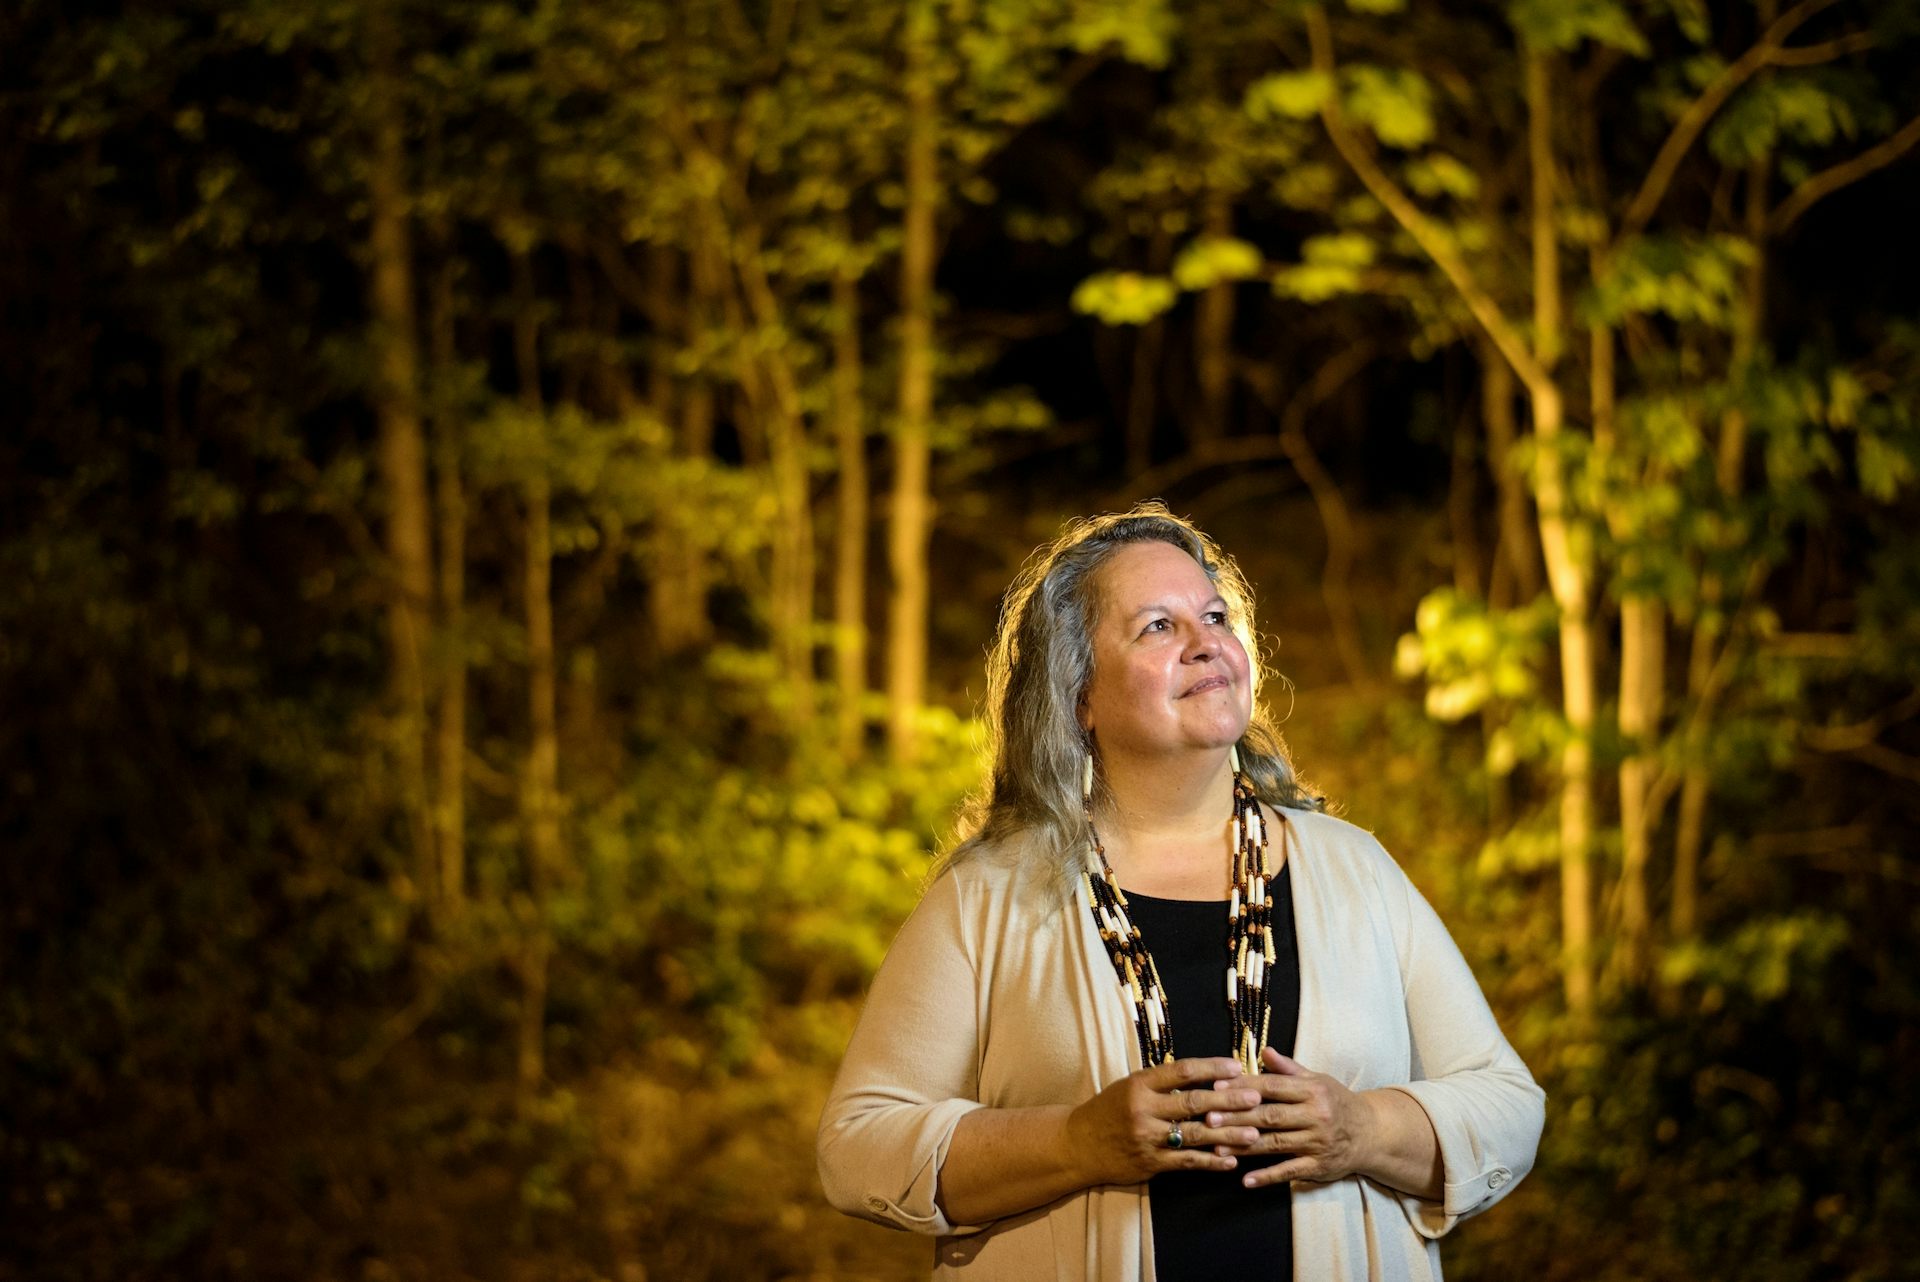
[1206,1046,1376,1189]
[1063,1048,1383,1192]
[1064,1056,1262,1184]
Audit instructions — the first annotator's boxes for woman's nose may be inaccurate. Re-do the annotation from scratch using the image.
[1185,627,1220,661]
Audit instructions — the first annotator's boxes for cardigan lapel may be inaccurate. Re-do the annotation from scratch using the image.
[1064,868,1152,1279]
[1281,810,1327,1075]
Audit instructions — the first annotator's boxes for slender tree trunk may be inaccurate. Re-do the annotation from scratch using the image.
[722,214,815,722]
[832,262,871,760]
[887,2,937,762]
[1597,310,1667,984]
[1448,383,1483,601]
[1276,349,1372,688]
[675,382,717,639]
[1527,51,1595,1019]
[1616,595,1665,974]
[642,244,691,652]
[510,246,560,1110]
[1449,370,1508,829]
[1479,341,1539,608]
[365,2,435,917]
[1544,441,1597,1021]
[1192,197,1235,451]
[428,238,466,915]
[1125,229,1173,478]
[1533,378,1597,1021]
[658,241,716,653]
[1127,315,1166,479]
[1673,153,1771,942]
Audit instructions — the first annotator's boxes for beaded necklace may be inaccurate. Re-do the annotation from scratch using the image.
[1081,747,1281,1076]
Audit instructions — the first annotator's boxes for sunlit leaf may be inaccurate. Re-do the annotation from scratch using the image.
[1070,271,1179,324]
[1344,65,1434,148]
[1245,70,1334,122]
[1171,236,1266,289]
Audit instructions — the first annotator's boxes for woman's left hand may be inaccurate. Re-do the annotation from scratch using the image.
[1206,1046,1377,1189]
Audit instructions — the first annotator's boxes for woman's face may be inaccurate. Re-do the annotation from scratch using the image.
[1078,540,1252,762]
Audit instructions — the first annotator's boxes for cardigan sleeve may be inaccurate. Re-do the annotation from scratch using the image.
[816,868,989,1236]
[1374,849,1546,1240]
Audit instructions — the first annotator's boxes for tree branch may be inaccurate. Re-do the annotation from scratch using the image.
[589,234,680,332]
[1112,437,1301,505]
[1800,689,1920,751]
[1615,0,1843,244]
[1303,6,1550,396]
[1768,112,1920,236]
[1845,742,1920,785]
[1767,29,1876,66]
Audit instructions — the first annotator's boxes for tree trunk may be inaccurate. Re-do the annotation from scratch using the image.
[1448,373,1483,601]
[1615,594,1665,976]
[887,2,937,763]
[1479,340,1539,608]
[428,238,466,915]
[1532,377,1597,1020]
[1449,368,1507,830]
[1192,197,1235,451]
[641,244,696,654]
[1125,228,1173,479]
[510,245,560,1111]
[722,215,816,723]
[1596,311,1666,986]
[657,241,716,653]
[833,261,871,760]
[364,1,435,917]
[1673,150,1772,942]
[1276,349,1371,688]
[1526,51,1595,1019]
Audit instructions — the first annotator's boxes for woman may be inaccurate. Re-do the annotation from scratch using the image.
[817,504,1543,1280]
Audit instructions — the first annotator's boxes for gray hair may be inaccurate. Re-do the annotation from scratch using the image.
[942,501,1322,900]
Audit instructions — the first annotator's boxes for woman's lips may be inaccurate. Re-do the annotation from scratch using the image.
[1181,676,1229,697]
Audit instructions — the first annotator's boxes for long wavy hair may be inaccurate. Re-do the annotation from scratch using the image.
[942,501,1322,901]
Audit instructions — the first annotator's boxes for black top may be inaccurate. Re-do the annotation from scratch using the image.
[1124,864,1299,1282]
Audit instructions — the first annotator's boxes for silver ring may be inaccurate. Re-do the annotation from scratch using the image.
[1166,1124,1185,1150]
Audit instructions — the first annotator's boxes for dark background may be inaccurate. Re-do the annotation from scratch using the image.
[5,1,1920,1278]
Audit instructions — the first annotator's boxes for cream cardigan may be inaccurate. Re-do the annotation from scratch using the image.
[817,808,1545,1280]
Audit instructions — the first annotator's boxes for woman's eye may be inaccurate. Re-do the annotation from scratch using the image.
[1205,611,1228,625]
[1142,619,1168,634]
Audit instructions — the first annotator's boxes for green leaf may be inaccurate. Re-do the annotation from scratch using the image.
[1709,77,1857,167]
[1396,588,1556,721]
[1589,235,1756,327]
[1507,0,1649,54]
[1066,0,1177,68]
[1405,153,1480,200]
[1344,66,1434,149]
[1272,262,1362,302]
[1245,70,1334,122]
[1171,236,1265,289]
[1303,231,1377,269]
[1070,271,1178,325]
[1857,432,1917,502]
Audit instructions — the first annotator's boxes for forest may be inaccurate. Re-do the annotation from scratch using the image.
[4,0,1919,1278]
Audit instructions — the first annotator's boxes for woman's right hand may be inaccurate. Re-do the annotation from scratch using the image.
[1065,1056,1262,1186]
